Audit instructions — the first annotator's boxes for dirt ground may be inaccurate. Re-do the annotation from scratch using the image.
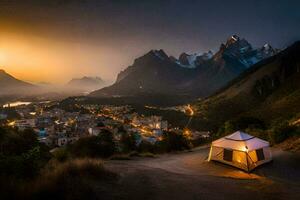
[97,146,300,200]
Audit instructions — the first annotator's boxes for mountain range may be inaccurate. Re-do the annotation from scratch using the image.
[67,76,105,92]
[193,41,300,130]
[90,35,278,101]
[0,35,283,107]
[0,70,105,101]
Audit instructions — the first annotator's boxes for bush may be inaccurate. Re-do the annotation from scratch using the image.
[69,130,116,158]
[137,140,155,153]
[217,117,266,137]
[244,128,270,141]
[25,159,118,200]
[269,121,297,144]
[160,131,190,152]
[52,148,70,162]
[0,127,51,179]
[120,132,137,153]
[0,127,51,199]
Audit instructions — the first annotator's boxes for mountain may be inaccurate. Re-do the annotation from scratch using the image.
[0,69,36,95]
[90,35,278,104]
[193,41,300,130]
[91,49,196,99]
[67,76,105,92]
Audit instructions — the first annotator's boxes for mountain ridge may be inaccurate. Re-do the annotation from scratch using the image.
[193,41,300,130]
[67,76,105,92]
[0,69,37,96]
[90,35,278,102]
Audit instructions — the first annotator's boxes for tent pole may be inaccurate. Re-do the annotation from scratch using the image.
[246,152,250,172]
[208,145,213,161]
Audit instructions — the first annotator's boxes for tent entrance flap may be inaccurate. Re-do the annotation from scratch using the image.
[223,149,233,162]
[256,148,265,161]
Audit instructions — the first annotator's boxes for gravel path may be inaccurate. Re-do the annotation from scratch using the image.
[100,147,300,200]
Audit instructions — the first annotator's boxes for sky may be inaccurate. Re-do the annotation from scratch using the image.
[0,0,300,84]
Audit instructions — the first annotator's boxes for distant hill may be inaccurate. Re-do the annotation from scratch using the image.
[90,35,277,104]
[194,41,300,130]
[67,76,105,92]
[0,69,37,96]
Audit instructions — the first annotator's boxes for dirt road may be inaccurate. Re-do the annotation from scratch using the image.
[100,146,300,200]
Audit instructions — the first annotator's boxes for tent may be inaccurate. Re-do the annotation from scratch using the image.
[208,131,272,171]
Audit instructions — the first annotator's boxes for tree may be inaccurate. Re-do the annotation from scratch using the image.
[70,129,116,158]
[0,127,51,179]
[217,117,266,137]
[161,131,190,152]
[269,121,296,144]
[120,132,136,153]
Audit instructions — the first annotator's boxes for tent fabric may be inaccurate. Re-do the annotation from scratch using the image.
[212,136,269,151]
[225,131,254,141]
[208,131,272,171]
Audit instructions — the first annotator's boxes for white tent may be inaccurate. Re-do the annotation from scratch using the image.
[208,131,272,171]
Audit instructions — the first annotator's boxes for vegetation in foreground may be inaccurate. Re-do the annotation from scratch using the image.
[0,125,195,199]
[25,159,118,200]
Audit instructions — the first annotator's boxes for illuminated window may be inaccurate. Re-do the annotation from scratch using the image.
[256,148,265,161]
[223,149,233,162]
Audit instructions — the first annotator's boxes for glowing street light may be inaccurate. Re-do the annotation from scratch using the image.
[186,104,194,116]
[7,121,16,126]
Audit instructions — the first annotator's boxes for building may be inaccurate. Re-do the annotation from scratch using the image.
[15,119,36,130]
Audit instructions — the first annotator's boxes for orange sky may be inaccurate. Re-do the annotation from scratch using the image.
[0,31,131,84]
[1,1,298,84]
[0,1,210,85]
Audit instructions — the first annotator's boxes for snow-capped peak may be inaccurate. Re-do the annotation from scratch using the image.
[263,43,272,50]
[177,51,213,68]
[231,35,240,41]
[225,34,241,47]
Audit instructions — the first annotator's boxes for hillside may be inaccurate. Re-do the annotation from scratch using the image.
[194,41,300,130]
[0,69,37,96]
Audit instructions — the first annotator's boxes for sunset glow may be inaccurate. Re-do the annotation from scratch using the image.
[0,32,126,83]
[0,1,299,199]
[1,1,299,84]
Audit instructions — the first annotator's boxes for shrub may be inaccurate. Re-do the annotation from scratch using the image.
[0,127,51,199]
[25,159,118,200]
[0,127,51,179]
[160,131,190,152]
[245,128,270,141]
[69,130,116,158]
[217,117,266,137]
[52,148,70,162]
[120,132,137,153]
[269,121,297,144]
[137,140,155,153]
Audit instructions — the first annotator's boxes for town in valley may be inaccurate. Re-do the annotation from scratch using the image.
[1,100,210,151]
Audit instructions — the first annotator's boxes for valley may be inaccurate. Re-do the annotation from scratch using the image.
[1,2,299,199]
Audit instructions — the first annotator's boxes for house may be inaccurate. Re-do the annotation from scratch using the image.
[57,137,68,146]
[38,137,53,146]
[15,119,36,130]
[88,122,107,136]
